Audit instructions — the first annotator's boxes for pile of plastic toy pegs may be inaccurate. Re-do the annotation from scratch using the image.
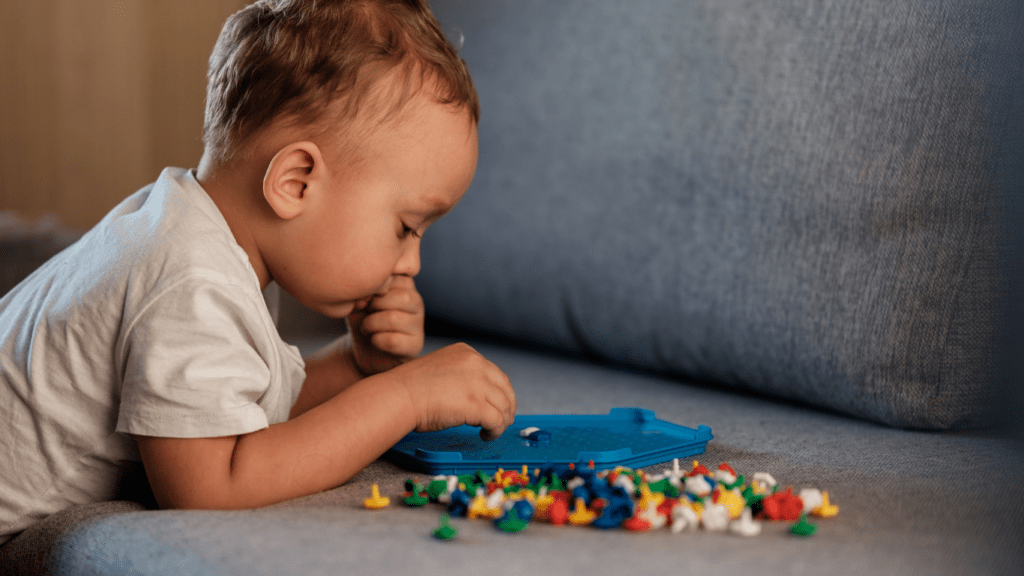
[391,459,839,539]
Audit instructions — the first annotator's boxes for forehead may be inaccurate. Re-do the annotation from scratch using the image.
[370,96,479,200]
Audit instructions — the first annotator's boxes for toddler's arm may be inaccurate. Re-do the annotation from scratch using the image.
[286,335,365,420]
[135,275,515,510]
[135,343,514,509]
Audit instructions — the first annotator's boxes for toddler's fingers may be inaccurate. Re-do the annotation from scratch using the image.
[479,428,503,442]
[367,287,423,315]
[369,330,422,358]
[485,365,517,421]
[479,382,516,441]
[366,295,421,315]
[477,405,511,441]
[359,309,421,336]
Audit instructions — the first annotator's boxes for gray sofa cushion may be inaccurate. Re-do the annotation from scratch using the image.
[4,337,1023,575]
[419,0,1023,429]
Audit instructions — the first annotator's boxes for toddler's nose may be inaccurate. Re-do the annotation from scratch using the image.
[394,242,421,278]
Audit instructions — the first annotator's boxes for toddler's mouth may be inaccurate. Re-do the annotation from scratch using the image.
[355,297,373,310]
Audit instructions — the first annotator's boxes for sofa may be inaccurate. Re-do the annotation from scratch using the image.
[2,0,1023,574]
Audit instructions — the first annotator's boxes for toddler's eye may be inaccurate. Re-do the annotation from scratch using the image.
[402,224,421,239]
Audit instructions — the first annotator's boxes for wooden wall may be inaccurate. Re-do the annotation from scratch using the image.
[0,0,248,230]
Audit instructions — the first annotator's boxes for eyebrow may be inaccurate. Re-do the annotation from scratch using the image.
[418,197,455,224]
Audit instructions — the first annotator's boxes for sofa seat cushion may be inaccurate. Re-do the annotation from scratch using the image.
[3,337,1022,575]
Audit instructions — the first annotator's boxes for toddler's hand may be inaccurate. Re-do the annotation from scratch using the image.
[347,275,424,375]
[389,342,516,441]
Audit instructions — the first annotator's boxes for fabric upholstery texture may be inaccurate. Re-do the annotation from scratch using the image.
[419,0,1023,429]
[2,337,1022,576]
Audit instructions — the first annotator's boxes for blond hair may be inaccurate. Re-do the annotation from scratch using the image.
[202,0,479,166]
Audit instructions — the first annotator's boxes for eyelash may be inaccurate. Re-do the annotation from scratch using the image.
[402,224,421,239]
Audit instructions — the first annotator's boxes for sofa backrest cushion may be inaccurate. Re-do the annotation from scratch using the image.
[419,0,1023,429]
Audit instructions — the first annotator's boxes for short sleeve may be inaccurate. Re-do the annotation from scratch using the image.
[116,276,279,438]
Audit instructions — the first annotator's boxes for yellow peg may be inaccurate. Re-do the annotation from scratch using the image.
[363,484,390,509]
[813,491,839,517]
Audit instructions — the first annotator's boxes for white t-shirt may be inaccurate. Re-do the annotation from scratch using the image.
[0,167,306,545]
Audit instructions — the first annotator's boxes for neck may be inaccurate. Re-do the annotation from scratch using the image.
[195,151,273,289]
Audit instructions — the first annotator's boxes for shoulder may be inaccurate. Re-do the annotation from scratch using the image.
[116,168,261,302]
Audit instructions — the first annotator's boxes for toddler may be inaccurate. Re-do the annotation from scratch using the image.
[0,0,516,546]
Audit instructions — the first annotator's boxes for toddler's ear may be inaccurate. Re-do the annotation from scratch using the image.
[263,141,325,220]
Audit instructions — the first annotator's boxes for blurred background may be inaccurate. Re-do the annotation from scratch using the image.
[0,0,347,336]
[0,0,247,230]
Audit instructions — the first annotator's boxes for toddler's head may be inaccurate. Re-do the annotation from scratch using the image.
[198,0,481,317]
[201,0,479,168]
